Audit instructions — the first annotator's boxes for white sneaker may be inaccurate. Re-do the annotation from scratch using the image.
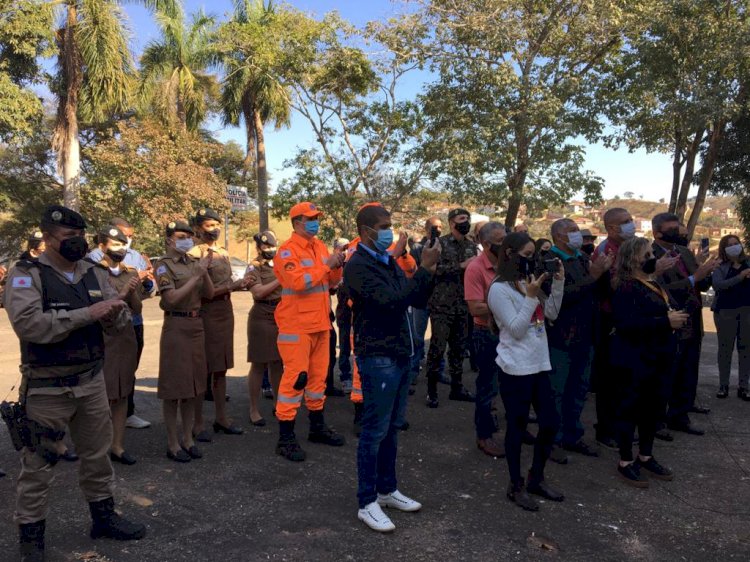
[126,415,151,429]
[357,502,396,533]
[377,490,422,512]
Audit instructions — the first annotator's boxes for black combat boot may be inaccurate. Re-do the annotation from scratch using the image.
[19,520,45,562]
[308,410,345,446]
[276,420,306,462]
[89,497,146,540]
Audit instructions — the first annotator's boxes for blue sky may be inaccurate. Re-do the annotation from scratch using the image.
[120,0,675,202]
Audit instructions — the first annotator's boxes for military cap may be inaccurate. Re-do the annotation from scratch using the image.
[166,220,194,237]
[253,230,277,247]
[40,205,87,230]
[447,208,471,221]
[28,231,43,243]
[194,208,221,224]
[99,225,128,244]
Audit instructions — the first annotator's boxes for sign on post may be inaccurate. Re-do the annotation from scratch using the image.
[226,186,249,212]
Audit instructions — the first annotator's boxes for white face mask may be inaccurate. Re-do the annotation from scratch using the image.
[174,238,194,253]
[620,221,636,239]
[567,230,583,251]
[726,244,743,259]
[109,267,122,276]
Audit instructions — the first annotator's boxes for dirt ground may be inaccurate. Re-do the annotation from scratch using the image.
[0,294,749,561]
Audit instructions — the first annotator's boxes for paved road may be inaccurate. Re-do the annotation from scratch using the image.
[0,295,749,561]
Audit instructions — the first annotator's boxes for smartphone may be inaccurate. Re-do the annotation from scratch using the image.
[430,226,440,242]
[543,259,558,275]
[701,237,710,252]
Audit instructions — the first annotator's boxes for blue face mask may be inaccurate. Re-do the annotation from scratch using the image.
[372,228,394,253]
[567,230,583,251]
[304,220,320,237]
[620,221,636,239]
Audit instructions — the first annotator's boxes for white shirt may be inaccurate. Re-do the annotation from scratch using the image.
[487,278,564,376]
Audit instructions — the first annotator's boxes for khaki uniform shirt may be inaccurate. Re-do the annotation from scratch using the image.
[247,259,281,301]
[189,244,233,290]
[2,253,128,381]
[154,247,206,312]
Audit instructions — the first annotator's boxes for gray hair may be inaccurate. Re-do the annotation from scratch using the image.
[478,221,505,244]
[551,218,576,239]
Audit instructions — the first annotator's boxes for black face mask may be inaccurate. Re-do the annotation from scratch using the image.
[107,249,127,263]
[581,243,595,256]
[261,250,276,260]
[203,228,220,242]
[58,236,88,262]
[455,221,471,236]
[641,257,657,274]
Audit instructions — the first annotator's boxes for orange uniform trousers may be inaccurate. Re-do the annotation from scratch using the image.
[276,330,330,421]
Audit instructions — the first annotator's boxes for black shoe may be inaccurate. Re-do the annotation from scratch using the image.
[562,440,599,457]
[213,422,244,435]
[262,387,274,399]
[637,457,673,481]
[60,448,79,462]
[193,430,213,443]
[309,426,346,446]
[325,387,346,397]
[250,416,267,427]
[596,435,618,450]
[181,445,203,459]
[739,388,750,401]
[654,429,674,442]
[276,438,306,462]
[110,451,137,465]
[19,520,45,562]
[449,388,475,402]
[167,449,191,463]
[506,479,539,511]
[0,468,5,478]
[690,405,711,414]
[527,474,565,502]
[617,462,649,488]
[717,385,729,399]
[549,446,569,465]
[667,422,705,436]
[396,421,410,431]
[426,395,439,409]
[522,430,537,445]
[89,497,146,540]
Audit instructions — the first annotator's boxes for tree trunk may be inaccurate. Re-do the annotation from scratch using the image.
[504,169,527,229]
[668,130,683,214]
[176,94,187,133]
[675,129,705,221]
[53,4,83,210]
[253,107,269,232]
[686,122,726,238]
[241,94,256,183]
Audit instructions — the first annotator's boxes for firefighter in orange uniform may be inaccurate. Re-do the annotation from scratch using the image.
[273,202,346,461]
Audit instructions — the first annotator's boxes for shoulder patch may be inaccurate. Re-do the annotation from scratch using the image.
[158,276,171,287]
[284,262,296,271]
[156,265,167,276]
[12,276,33,288]
[280,249,292,259]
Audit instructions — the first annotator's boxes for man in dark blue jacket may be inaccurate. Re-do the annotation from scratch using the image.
[344,203,440,533]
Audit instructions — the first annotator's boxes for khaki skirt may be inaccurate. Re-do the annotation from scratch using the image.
[247,302,281,364]
[202,298,235,372]
[103,325,138,400]
[158,316,208,400]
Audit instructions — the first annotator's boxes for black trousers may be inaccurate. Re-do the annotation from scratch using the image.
[500,370,559,484]
[336,302,352,381]
[127,324,145,418]
[426,311,467,397]
[666,336,702,426]
[326,327,338,391]
[593,315,617,440]
[615,365,671,462]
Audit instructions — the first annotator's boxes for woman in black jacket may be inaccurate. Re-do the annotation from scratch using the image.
[610,237,688,487]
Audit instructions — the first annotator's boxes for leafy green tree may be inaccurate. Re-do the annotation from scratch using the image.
[51,0,176,210]
[0,0,54,142]
[412,0,623,228]
[139,5,218,132]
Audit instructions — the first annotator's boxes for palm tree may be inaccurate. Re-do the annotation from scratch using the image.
[139,6,218,133]
[52,0,176,210]
[220,0,291,231]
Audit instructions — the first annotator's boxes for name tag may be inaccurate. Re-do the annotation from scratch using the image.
[88,290,103,298]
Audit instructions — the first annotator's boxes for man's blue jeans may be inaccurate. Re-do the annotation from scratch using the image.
[548,342,593,445]
[473,326,501,440]
[356,355,411,508]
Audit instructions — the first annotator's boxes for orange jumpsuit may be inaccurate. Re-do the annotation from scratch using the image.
[274,232,342,421]
[346,239,418,405]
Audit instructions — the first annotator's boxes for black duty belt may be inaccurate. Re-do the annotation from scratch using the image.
[203,293,231,303]
[254,298,280,306]
[164,310,202,318]
[26,367,101,389]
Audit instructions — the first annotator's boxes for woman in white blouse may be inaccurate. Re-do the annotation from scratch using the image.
[487,232,565,512]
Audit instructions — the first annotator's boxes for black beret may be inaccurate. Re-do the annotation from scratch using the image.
[448,208,471,221]
[98,225,128,244]
[194,208,221,224]
[41,205,87,230]
[166,220,194,237]
[253,230,277,247]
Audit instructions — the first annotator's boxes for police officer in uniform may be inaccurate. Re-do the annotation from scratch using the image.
[3,205,146,562]
[246,231,283,426]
